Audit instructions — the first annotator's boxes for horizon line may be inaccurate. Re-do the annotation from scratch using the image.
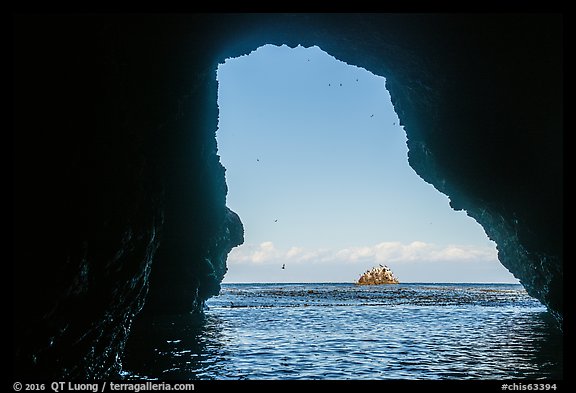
[220,281,521,285]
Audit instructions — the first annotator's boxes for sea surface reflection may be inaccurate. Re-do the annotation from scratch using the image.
[122,283,563,380]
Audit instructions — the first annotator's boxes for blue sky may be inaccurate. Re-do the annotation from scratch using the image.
[216,44,519,284]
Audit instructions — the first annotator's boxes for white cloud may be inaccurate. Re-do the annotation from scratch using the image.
[285,246,304,259]
[228,241,280,264]
[228,240,498,266]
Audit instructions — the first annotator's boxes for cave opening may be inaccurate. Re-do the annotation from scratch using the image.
[122,38,561,381]
[215,44,516,285]
[13,14,563,381]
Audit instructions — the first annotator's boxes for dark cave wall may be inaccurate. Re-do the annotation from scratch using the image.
[13,13,562,379]
[13,16,163,378]
[379,14,564,321]
[13,14,243,378]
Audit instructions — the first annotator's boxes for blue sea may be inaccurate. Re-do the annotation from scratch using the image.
[122,283,563,381]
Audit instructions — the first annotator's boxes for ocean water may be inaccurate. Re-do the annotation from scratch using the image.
[122,283,563,380]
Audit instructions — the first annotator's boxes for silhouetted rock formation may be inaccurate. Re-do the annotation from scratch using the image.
[14,13,562,379]
[358,265,400,285]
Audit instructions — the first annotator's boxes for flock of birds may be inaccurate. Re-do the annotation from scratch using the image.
[251,56,399,272]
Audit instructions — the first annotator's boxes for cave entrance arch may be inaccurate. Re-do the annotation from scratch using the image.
[215,44,514,284]
[13,13,562,380]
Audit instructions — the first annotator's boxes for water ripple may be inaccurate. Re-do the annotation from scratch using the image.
[123,283,562,380]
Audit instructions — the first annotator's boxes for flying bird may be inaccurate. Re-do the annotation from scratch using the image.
[274,219,278,223]
[282,264,285,270]
[370,114,374,118]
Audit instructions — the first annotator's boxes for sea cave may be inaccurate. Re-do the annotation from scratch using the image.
[13,13,562,379]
